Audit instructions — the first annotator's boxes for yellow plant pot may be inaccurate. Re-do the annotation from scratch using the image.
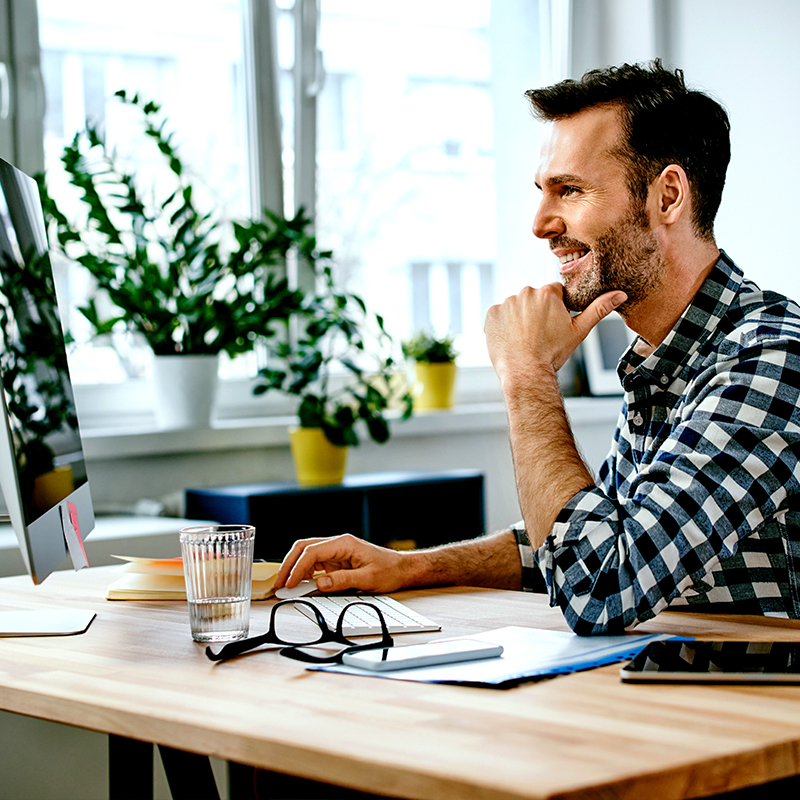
[414,361,457,411]
[289,427,349,486]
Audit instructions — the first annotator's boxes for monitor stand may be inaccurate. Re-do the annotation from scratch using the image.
[0,609,96,636]
[0,511,96,636]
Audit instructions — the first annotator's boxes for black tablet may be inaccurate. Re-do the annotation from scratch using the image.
[620,640,800,683]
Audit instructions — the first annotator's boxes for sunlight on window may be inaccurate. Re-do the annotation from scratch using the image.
[315,0,496,366]
[37,0,543,396]
[38,0,250,384]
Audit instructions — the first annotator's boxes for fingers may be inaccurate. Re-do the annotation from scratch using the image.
[485,284,629,381]
[571,290,628,341]
[275,533,404,595]
[316,565,371,594]
[485,283,577,376]
[275,536,332,589]
[276,533,371,590]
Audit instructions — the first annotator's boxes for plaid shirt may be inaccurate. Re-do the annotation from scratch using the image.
[513,251,800,634]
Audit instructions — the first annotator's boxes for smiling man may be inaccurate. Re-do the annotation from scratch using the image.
[275,61,800,634]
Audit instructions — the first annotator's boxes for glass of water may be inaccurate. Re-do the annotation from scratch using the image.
[179,525,256,643]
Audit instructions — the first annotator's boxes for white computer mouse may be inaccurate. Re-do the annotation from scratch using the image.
[275,579,319,600]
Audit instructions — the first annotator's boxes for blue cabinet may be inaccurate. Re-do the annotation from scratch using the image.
[185,469,485,561]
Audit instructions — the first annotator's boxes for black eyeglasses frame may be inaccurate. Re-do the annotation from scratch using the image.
[205,598,394,664]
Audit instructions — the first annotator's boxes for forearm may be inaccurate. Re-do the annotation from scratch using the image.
[504,365,595,549]
[401,529,523,590]
[483,283,621,551]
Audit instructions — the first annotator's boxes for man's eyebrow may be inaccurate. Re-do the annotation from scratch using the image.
[535,173,584,191]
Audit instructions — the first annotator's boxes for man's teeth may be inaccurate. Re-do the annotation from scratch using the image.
[559,250,588,265]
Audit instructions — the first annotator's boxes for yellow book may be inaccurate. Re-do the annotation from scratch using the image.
[105,556,281,601]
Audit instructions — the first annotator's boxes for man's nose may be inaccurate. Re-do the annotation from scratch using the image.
[532,199,565,240]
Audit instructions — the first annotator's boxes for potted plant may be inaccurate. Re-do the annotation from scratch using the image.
[36,91,313,428]
[254,262,414,486]
[402,331,458,411]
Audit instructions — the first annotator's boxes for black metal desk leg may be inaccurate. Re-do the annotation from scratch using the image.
[109,734,154,800]
[158,745,221,800]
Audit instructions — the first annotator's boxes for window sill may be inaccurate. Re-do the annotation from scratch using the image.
[80,396,623,461]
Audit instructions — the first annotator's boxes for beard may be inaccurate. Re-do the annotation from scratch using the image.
[556,202,663,314]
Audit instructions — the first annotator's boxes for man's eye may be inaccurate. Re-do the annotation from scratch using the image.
[562,186,580,196]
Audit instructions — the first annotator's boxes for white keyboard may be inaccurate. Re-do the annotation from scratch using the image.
[294,595,440,637]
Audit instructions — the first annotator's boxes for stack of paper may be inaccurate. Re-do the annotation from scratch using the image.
[105,555,281,601]
[317,626,681,686]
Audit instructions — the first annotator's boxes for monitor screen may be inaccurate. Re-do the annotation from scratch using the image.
[0,155,95,588]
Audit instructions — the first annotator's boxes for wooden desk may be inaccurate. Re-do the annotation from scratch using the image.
[3,567,800,800]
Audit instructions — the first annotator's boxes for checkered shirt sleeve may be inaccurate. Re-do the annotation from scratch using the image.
[518,253,800,635]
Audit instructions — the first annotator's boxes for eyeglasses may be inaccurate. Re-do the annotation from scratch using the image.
[205,599,394,664]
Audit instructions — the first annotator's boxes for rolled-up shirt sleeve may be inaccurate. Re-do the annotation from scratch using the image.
[523,335,800,635]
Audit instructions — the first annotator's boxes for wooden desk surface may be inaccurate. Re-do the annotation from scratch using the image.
[3,567,800,800]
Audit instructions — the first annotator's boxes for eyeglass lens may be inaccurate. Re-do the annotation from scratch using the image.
[271,600,336,646]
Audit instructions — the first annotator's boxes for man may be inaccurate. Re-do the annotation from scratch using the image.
[275,61,800,634]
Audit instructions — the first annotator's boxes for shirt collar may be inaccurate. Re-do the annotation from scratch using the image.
[618,250,742,389]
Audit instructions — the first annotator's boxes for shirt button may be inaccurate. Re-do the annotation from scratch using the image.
[632,413,644,427]
[659,375,669,385]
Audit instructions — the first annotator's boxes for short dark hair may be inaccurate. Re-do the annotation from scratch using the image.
[525,60,730,240]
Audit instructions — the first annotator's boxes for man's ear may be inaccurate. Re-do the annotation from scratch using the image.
[653,164,690,225]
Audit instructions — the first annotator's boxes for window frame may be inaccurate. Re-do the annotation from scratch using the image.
[0,0,46,176]
[4,0,575,447]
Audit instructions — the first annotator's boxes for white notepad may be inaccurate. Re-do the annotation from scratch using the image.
[316,626,678,686]
[0,610,96,637]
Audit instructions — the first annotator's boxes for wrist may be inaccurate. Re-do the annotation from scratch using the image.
[502,368,563,418]
[398,548,436,588]
[499,360,558,395]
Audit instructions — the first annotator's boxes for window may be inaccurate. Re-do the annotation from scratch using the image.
[312,1,496,366]
[308,0,549,367]
[2,0,551,430]
[37,0,253,384]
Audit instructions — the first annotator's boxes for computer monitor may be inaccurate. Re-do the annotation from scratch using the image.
[0,155,96,635]
[581,314,634,397]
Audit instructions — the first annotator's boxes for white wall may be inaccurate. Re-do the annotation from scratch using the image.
[670,0,800,301]
[570,0,800,303]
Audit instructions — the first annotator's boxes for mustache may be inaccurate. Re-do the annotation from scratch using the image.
[550,236,589,252]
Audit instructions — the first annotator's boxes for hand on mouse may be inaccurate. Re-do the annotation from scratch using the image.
[274,580,319,600]
[275,534,410,595]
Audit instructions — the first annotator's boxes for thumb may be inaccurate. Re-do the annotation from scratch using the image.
[573,290,627,341]
[317,568,364,594]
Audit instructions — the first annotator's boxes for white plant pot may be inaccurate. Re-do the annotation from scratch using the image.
[151,354,220,429]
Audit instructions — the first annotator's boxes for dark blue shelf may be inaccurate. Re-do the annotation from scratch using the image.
[185,469,485,560]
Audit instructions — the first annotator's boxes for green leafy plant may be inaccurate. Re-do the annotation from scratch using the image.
[254,262,414,447]
[401,331,458,364]
[37,90,315,357]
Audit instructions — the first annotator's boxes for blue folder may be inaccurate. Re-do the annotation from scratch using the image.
[315,626,682,687]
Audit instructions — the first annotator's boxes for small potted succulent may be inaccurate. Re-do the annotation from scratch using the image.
[255,261,414,485]
[402,331,458,411]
